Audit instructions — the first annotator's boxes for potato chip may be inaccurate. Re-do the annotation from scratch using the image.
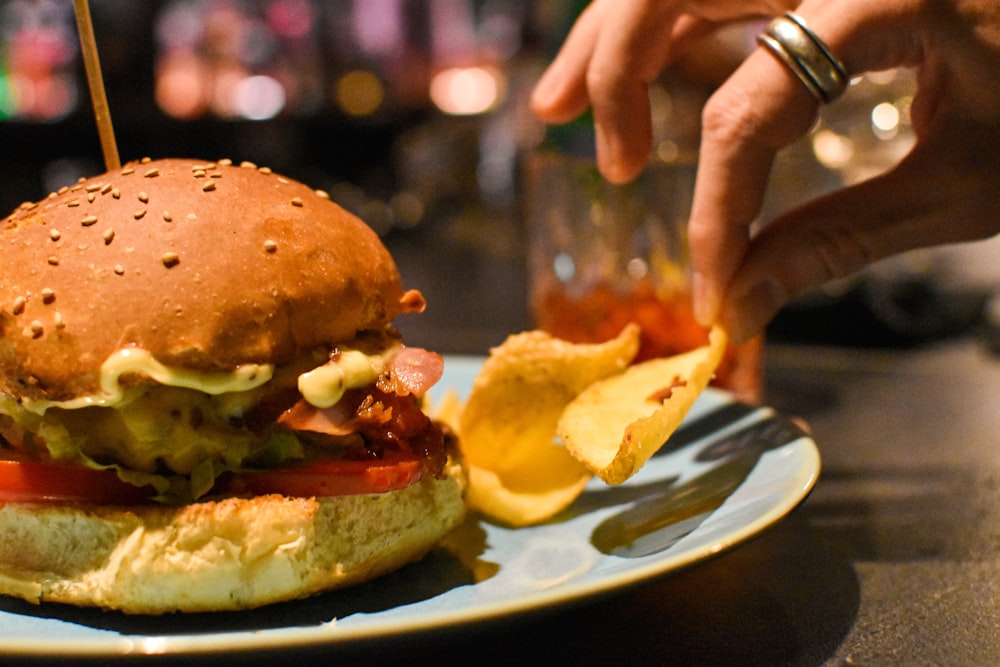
[557,326,727,485]
[457,324,640,526]
[464,463,590,528]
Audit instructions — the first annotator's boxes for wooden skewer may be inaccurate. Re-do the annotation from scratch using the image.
[73,0,120,171]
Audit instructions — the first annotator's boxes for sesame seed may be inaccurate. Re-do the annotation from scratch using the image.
[81,215,98,227]
[162,211,172,222]
[49,229,61,241]
[202,181,217,192]
[134,209,147,220]
[47,256,59,266]
[41,288,55,303]
[103,229,115,244]
[144,168,160,178]
[138,192,149,203]
[161,252,180,267]
[113,264,125,275]
[264,239,278,252]
[12,296,26,315]
[30,321,43,337]
[67,200,80,208]
[291,197,303,207]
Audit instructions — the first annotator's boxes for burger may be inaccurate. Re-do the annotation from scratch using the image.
[0,158,466,614]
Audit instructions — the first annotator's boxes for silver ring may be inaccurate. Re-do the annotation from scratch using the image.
[757,13,849,104]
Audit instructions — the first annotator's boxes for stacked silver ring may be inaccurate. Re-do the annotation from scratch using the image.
[757,13,849,104]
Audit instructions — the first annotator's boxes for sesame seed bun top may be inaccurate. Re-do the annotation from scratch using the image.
[0,157,416,401]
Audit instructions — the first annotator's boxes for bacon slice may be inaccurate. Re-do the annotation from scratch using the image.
[275,384,449,477]
[276,396,358,436]
[274,347,448,475]
[384,347,444,397]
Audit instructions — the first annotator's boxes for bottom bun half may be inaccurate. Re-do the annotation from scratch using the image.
[0,458,466,615]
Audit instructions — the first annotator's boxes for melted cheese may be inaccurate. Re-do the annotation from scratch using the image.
[297,349,387,408]
[102,349,274,397]
[14,346,394,415]
[18,349,274,413]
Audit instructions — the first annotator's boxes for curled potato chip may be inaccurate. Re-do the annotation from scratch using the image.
[557,326,727,485]
[465,462,590,528]
[457,324,640,526]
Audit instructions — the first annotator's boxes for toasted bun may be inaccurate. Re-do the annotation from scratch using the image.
[0,158,412,401]
[0,458,465,614]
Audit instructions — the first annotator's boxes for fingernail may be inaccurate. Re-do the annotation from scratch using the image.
[692,271,717,327]
[594,121,627,183]
[728,279,787,343]
[530,76,554,110]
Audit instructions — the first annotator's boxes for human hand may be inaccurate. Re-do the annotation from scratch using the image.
[531,0,1000,343]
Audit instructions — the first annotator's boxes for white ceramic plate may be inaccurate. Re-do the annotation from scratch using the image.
[0,356,820,659]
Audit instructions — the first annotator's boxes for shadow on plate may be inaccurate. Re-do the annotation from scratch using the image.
[587,407,810,558]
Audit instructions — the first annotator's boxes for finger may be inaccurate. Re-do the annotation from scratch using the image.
[533,2,791,184]
[688,46,821,326]
[585,3,692,182]
[531,2,718,127]
[688,1,916,327]
[587,0,795,183]
[530,1,608,124]
[720,125,1000,342]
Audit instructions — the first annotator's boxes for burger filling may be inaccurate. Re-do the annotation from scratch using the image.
[0,329,449,503]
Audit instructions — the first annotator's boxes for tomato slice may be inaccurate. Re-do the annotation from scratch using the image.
[233,452,424,497]
[0,451,424,505]
[0,459,154,505]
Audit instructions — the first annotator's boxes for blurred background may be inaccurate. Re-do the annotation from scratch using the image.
[2,0,998,355]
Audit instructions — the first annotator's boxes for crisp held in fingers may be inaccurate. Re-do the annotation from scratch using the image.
[559,326,727,484]
[458,324,726,526]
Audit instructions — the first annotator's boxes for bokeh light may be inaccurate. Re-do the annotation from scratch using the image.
[429,65,504,115]
[334,69,384,117]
